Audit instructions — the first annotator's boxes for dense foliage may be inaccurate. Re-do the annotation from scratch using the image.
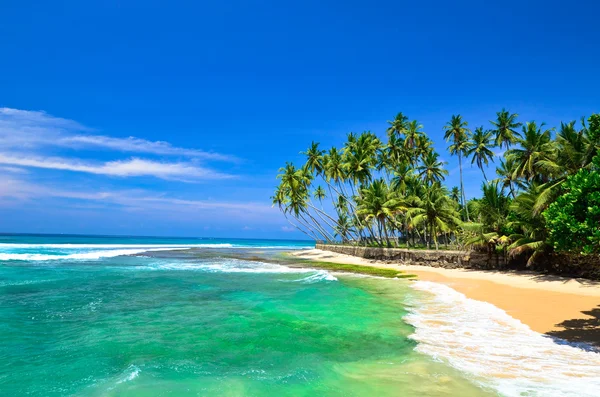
[273,111,600,265]
[543,155,600,254]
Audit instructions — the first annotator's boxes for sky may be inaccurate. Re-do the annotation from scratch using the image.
[0,0,598,239]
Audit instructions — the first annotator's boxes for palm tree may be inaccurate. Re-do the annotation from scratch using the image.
[443,114,471,220]
[507,184,550,266]
[495,157,520,198]
[334,214,355,243]
[417,151,448,186]
[466,126,495,181]
[490,108,522,150]
[404,120,425,165]
[313,185,326,203]
[450,186,461,204]
[387,112,409,138]
[356,179,407,246]
[409,183,460,250]
[506,121,555,182]
[390,161,414,194]
[301,142,325,176]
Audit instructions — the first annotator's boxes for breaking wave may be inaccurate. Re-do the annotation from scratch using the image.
[405,280,600,397]
[0,248,179,261]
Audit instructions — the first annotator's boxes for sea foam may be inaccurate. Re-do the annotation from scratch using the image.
[0,248,179,261]
[406,280,600,397]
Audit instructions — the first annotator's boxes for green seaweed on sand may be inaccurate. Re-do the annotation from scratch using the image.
[286,257,415,279]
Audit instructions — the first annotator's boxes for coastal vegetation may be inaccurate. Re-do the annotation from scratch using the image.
[273,110,600,267]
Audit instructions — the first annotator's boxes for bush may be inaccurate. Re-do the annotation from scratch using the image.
[543,155,600,254]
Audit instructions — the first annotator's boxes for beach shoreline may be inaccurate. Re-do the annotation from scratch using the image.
[291,249,600,346]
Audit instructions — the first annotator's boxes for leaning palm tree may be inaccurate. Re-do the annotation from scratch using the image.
[443,114,471,220]
[490,108,522,150]
[466,126,495,181]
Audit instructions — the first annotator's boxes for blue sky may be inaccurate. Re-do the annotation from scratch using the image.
[0,0,598,239]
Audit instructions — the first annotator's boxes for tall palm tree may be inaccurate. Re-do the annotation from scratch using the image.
[490,108,522,150]
[466,126,495,181]
[443,114,471,220]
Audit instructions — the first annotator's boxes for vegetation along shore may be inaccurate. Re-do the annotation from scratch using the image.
[273,110,600,277]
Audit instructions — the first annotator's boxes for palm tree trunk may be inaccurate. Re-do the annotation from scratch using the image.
[283,213,319,241]
[509,182,516,199]
[459,153,470,221]
[382,218,391,247]
[480,160,488,182]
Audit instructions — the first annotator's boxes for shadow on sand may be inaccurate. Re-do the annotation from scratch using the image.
[546,305,600,349]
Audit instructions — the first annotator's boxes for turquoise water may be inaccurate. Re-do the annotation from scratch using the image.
[3,235,599,396]
[0,234,495,396]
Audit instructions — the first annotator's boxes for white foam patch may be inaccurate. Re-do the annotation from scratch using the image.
[406,280,600,397]
[0,243,313,250]
[144,258,337,282]
[0,243,233,249]
[290,271,338,283]
[0,248,180,261]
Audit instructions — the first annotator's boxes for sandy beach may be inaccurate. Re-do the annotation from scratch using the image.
[292,249,600,346]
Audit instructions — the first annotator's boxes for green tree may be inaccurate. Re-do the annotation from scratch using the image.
[543,155,600,254]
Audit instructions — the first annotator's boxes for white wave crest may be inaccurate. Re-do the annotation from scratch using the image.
[290,271,337,283]
[0,243,233,249]
[406,280,600,397]
[144,258,337,282]
[0,248,179,261]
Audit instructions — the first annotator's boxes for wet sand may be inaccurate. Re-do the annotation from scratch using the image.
[292,249,600,346]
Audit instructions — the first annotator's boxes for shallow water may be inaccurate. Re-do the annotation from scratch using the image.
[0,235,598,396]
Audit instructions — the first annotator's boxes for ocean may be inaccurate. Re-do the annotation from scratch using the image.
[0,234,598,396]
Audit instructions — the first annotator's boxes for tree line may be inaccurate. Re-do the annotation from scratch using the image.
[272,110,600,265]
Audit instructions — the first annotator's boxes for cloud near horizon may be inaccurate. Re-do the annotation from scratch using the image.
[0,175,276,218]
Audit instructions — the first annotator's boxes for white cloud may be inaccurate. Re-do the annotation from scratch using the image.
[0,153,234,181]
[281,226,296,232]
[0,107,237,161]
[0,176,275,216]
